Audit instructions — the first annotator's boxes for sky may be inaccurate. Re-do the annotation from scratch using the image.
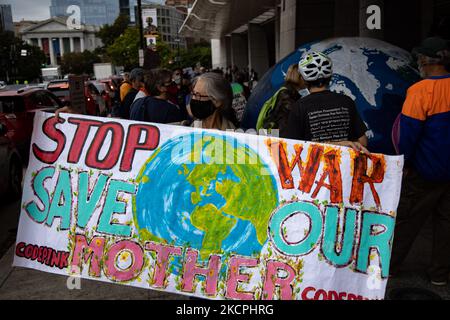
[0,0,166,22]
[0,0,51,21]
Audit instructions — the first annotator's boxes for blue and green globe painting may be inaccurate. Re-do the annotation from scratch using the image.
[133,132,279,262]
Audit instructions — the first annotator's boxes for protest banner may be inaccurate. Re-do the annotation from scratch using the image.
[14,111,404,300]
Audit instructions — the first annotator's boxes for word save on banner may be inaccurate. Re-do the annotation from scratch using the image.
[14,112,404,300]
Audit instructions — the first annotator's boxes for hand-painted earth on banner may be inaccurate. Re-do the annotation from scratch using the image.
[134,133,279,265]
[242,37,420,155]
[14,112,404,300]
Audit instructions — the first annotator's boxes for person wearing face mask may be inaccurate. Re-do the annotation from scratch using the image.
[187,72,239,130]
[390,37,450,286]
[169,68,191,117]
[173,68,183,86]
[129,69,186,124]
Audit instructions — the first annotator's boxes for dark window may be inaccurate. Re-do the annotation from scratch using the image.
[88,84,100,95]
[0,97,25,113]
[39,91,60,108]
[29,92,46,109]
[45,92,62,108]
[49,89,70,99]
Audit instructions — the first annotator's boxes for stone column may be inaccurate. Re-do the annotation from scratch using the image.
[225,36,232,68]
[275,5,281,62]
[49,38,56,66]
[211,38,227,69]
[38,37,42,50]
[70,37,74,53]
[80,36,85,52]
[248,23,269,80]
[231,33,248,70]
[59,37,64,57]
[279,0,297,60]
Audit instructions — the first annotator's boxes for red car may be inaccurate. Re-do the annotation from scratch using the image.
[0,87,62,160]
[100,78,120,93]
[46,80,105,116]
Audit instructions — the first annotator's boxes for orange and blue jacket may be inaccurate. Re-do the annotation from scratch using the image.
[400,74,450,181]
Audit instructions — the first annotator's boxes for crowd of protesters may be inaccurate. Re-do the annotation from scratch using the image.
[106,64,255,131]
[55,36,450,286]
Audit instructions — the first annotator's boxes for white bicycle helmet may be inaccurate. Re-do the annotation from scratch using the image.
[298,51,333,81]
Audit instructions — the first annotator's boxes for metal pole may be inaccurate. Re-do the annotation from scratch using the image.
[176,36,180,68]
[137,0,145,50]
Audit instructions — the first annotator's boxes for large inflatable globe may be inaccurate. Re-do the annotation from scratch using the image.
[133,132,279,264]
[242,37,420,155]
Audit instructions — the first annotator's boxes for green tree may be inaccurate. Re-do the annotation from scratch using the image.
[157,41,212,70]
[178,43,212,69]
[0,31,46,83]
[60,50,101,76]
[96,14,131,48]
[157,41,175,69]
[17,43,47,82]
[106,27,140,71]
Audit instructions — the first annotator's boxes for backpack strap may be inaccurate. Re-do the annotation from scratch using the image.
[256,86,287,131]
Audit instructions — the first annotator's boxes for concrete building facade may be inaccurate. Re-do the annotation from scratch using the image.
[20,17,102,66]
[181,0,450,79]
[0,4,13,32]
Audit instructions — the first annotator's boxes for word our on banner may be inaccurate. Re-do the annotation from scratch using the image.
[14,112,404,300]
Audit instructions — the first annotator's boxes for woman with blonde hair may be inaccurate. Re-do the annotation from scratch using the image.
[259,63,306,131]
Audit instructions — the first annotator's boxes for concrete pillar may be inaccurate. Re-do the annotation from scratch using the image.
[275,5,281,62]
[211,38,228,69]
[359,0,384,39]
[248,23,269,80]
[279,0,297,60]
[59,37,64,57]
[49,38,56,66]
[231,33,248,70]
[225,36,232,68]
[80,36,85,52]
[70,37,74,53]
[38,38,42,50]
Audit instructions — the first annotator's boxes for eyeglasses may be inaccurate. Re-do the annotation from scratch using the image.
[191,91,210,100]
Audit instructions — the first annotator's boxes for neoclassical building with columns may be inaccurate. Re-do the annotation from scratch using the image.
[20,17,103,66]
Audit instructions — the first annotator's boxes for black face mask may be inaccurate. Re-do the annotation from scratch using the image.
[190,99,216,120]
